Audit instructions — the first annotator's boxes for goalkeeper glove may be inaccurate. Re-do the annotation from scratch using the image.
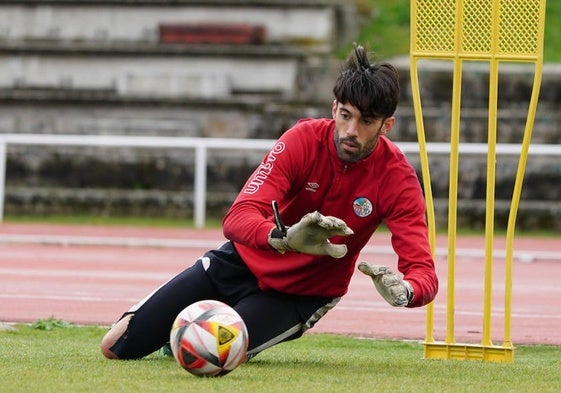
[268,201,353,258]
[357,262,414,307]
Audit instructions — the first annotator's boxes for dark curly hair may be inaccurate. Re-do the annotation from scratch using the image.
[332,44,400,120]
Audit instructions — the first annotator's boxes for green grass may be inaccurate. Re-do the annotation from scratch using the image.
[5,214,559,238]
[1,320,560,393]
[3,214,223,229]
[352,0,561,62]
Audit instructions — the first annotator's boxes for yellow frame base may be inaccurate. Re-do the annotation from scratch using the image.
[424,342,514,363]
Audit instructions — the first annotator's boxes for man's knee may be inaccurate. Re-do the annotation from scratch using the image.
[100,314,133,359]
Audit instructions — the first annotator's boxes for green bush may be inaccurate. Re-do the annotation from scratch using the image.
[353,0,560,62]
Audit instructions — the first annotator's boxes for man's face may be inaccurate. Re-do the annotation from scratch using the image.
[332,101,395,163]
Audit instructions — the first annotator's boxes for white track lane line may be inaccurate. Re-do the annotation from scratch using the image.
[1,234,559,262]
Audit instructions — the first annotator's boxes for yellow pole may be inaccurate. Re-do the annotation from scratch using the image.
[410,58,437,344]
[410,0,438,345]
[503,62,544,347]
[446,56,463,344]
[482,58,499,347]
[481,0,501,348]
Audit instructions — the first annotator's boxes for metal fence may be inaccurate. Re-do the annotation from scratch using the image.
[1,133,560,227]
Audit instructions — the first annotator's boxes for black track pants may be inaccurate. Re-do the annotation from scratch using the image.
[109,242,339,359]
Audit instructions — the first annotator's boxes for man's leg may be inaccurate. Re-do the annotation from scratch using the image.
[101,259,218,359]
[233,291,340,358]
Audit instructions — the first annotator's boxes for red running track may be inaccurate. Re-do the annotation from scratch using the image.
[1,223,560,346]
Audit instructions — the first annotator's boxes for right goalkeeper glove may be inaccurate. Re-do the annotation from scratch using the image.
[357,262,414,307]
[267,201,353,258]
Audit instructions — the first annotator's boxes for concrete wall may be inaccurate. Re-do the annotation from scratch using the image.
[2,1,561,230]
[4,61,561,229]
[0,53,301,98]
[392,59,561,144]
[0,2,343,46]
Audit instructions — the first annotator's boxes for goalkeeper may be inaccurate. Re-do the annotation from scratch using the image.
[101,44,438,361]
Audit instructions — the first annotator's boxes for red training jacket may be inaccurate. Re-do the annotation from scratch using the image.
[222,118,438,307]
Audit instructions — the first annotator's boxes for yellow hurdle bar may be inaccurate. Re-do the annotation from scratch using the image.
[410,0,546,362]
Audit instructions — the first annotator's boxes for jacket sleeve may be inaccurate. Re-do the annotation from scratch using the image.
[222,127,307,250]
[382,171,439,308]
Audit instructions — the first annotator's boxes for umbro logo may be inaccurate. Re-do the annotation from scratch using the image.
[305,182,320,192]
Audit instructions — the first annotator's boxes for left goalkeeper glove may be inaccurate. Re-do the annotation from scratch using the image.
[357,262,414,307]
[268,201,353,258]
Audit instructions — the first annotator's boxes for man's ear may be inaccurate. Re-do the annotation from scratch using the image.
[380,117,395,135]
[331,100,338,118]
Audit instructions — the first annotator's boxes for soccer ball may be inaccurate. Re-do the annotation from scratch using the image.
[169,300,249,377]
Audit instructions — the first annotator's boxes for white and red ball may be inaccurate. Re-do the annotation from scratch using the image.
[169,300,249,377]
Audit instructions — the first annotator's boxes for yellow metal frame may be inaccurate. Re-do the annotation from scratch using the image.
[410,0,546,362]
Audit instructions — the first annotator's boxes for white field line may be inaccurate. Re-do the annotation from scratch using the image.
[0,234,222,249]
[0,233,559,262]
[0,292,558,321]
[0,267,172,281]
[0,293,140,303]
[333,299,561,320]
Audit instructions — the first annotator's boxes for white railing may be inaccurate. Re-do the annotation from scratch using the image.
[0,134,276,227]
[1,133,561,227]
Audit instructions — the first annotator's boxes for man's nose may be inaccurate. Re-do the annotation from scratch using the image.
[345,120,359,137]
